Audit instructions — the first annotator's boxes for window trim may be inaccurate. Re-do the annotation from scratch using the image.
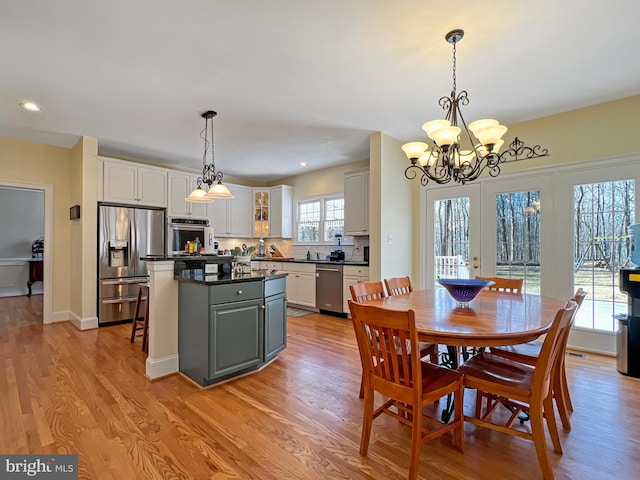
[294,193,344,245]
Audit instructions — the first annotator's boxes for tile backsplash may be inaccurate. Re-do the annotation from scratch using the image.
[215,237,369,262]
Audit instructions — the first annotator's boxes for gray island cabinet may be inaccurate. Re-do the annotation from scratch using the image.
[178,274,287,387]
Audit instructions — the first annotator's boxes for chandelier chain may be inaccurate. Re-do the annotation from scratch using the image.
[451,39,457,95]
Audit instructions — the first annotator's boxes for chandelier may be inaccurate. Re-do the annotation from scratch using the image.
[402,29,549,186]
[186,110,234,203]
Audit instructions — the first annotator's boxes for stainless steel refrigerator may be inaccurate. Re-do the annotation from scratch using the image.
[98,204,165,326]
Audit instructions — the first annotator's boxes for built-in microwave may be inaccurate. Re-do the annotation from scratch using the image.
[167,218,212,255]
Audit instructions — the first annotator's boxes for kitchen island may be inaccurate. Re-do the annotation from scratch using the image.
[141,256,287,384]
[177,269,287,387]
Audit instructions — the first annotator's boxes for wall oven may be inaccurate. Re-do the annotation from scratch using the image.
[167,217,210,255]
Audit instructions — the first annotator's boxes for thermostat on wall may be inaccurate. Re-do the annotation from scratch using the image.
[69,205,80,220]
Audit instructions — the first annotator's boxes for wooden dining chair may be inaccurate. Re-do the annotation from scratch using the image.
[475,275,524,293]
[384,276,413,296]
[350,282,439,398]
[384,275,440,365]
[348,300,464,480]
[458,300,578,480]
[490,288,587,430]
[350,281,387,303]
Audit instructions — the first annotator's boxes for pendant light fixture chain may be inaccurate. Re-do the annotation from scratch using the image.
[185,109,234,202]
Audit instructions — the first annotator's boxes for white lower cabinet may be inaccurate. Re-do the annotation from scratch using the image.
[281,263,316,308]
[343,265,370,314]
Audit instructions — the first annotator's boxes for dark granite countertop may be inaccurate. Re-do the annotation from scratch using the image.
[142,255,368,267]
[175,269,287,286]
[257,258,369,266]
[142,255,234,261]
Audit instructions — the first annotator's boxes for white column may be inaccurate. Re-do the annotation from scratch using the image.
[145,260,179,379]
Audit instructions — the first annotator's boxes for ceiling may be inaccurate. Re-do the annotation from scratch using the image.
[2,1,640,182]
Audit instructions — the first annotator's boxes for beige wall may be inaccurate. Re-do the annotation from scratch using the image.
[278,160,369,198]
[0,136,73,316]
[70,137,99,322]
[369,133,414,282]
[497,94,640,174]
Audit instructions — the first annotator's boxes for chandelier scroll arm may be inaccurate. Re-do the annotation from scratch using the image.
[497,137,550,163]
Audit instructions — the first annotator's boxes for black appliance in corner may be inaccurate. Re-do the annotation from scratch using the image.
[617,268,640,377]
[329,251,345,261]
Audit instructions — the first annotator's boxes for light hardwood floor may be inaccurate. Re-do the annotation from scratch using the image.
[1,295,639,479]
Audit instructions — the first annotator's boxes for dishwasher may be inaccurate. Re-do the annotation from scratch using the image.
[316,264,345,317]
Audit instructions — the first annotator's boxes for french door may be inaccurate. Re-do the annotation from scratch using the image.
[421,157,639,354]
[423,175,552,296]
[424,184,481,287]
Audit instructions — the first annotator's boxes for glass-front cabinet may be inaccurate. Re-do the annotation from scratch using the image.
[254,190,270,237]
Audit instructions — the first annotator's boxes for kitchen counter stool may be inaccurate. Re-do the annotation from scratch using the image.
[130,283,150,352]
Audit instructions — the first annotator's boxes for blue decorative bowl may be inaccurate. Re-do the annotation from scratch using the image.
[437,279,494,306]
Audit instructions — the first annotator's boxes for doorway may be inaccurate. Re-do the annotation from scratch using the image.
[0,179,53,324]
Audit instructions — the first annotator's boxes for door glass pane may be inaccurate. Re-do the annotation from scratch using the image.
[433,198,470,280]
[495,190,541,294]
[574,180,635,331]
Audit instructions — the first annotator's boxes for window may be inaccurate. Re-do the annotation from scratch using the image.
[573,179,635,331]
[495,190,541,294]
[296,195,344,244]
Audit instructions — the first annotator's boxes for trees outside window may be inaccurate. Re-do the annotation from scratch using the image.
[296,195,344,244]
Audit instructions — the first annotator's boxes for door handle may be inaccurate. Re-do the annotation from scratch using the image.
[101,298,140,304]
[102,278,148,285]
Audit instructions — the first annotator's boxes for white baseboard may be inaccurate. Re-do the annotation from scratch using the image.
[68,311,99,330]
[146,354,179,379]
[50,310,70,323]
[0,287,42,297]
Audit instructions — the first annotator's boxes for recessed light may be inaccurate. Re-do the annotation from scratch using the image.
[300,162,307,167]
[19,101,41,112]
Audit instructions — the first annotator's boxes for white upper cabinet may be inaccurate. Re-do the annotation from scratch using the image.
[270,185,293,238]
[208,183,252,237]
[167,172,208,219]
[253,189,270,238]
[251,185,293,238]
[344,170,369,235]
[102,157,167,207]
[97,157,104,202]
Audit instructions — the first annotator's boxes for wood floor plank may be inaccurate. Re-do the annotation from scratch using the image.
[1,296,639,479]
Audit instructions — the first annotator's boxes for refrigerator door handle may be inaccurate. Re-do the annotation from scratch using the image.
[101,298,140,305]
[102,279,149,286]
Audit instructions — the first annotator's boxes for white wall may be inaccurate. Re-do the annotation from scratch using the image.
[369,132,413,282]
[0,187,45,297]
[0,187,44,258]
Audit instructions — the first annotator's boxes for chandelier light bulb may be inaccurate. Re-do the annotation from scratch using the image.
[418,151,435,167]
[422,119,451,137]
[205,181,234,199]
[401,142,428,160]
[185,186,211,203]
[430,126,461,147]
[474,124,508,146]
[468,119,499,136]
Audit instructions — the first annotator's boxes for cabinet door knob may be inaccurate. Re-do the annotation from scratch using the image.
[237,290,243,295]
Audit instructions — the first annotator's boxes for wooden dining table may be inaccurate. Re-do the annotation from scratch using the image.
[365,287,566,422]
[365,287,566,349]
